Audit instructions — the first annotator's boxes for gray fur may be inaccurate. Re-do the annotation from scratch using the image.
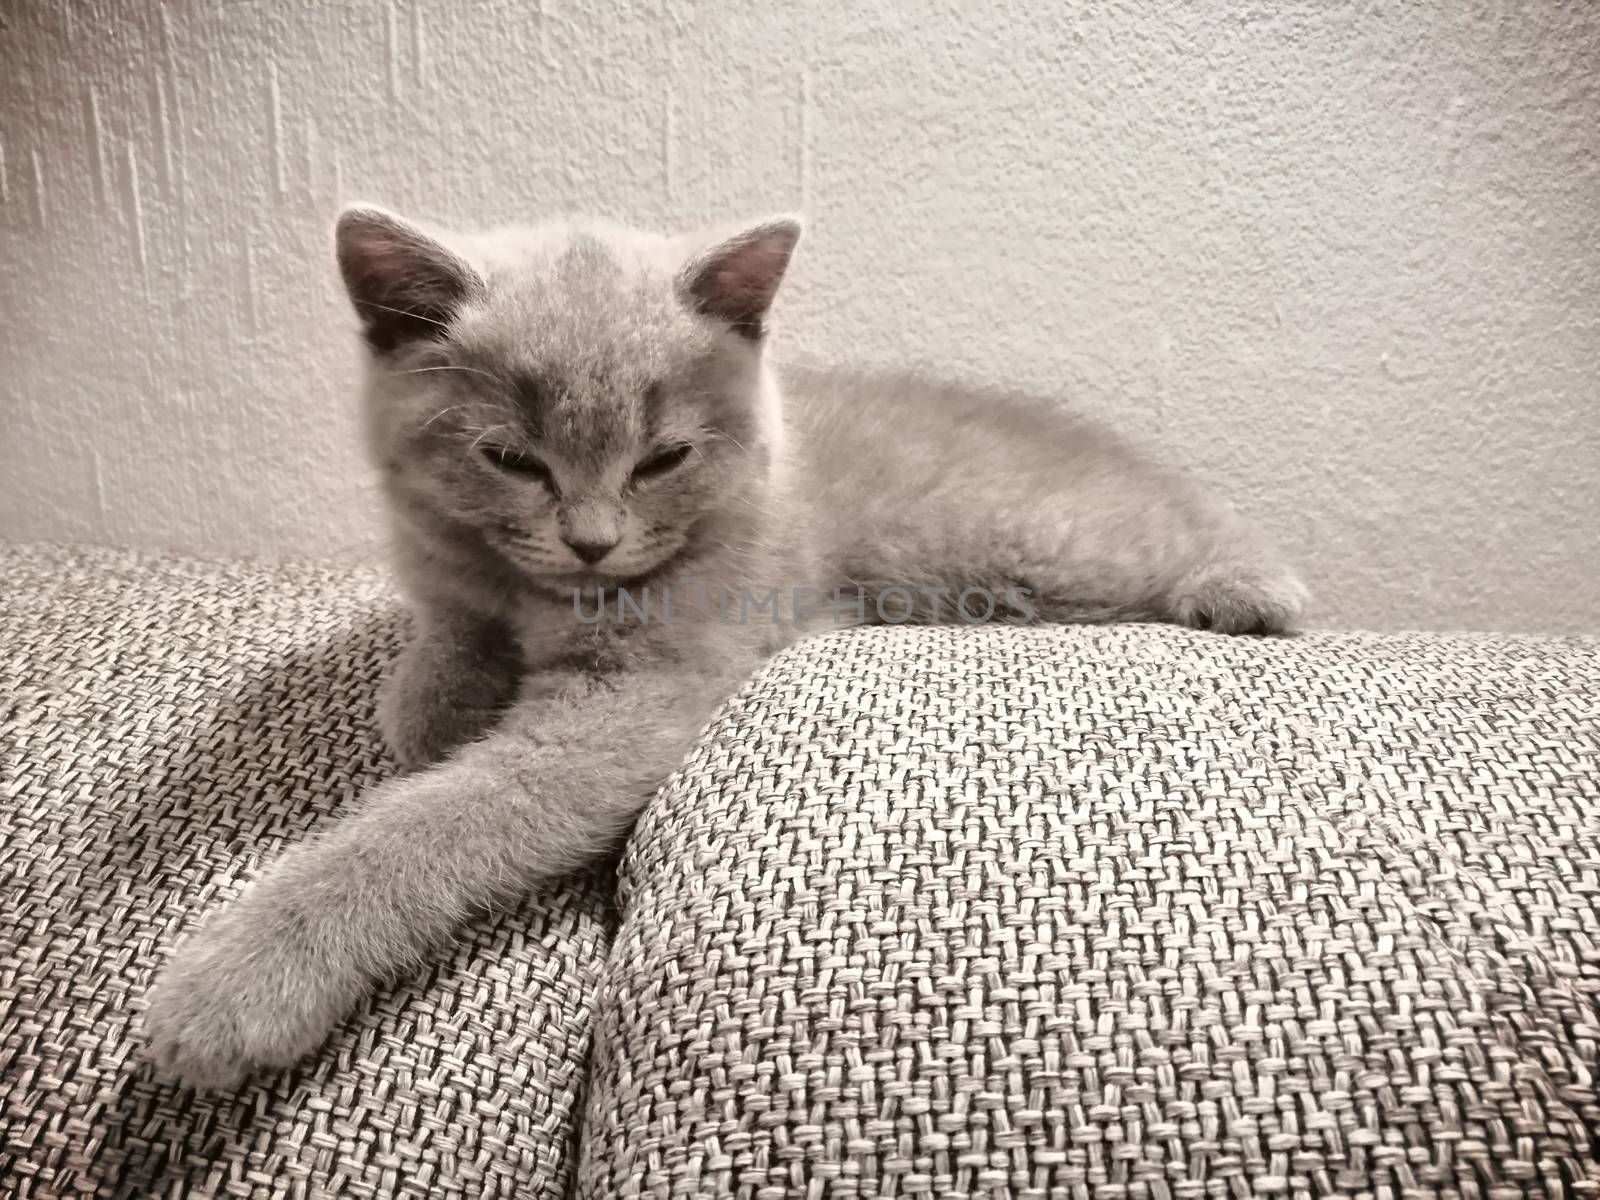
[142,206,1306,1087]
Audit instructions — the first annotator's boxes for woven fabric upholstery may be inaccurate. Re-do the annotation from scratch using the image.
[6,546,1600,1199]
[583,623,1600,1197]
[0,546,613,1200]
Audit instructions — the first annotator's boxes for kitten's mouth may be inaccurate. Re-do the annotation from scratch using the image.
[533,552,694,594]
[489,528,692,593]
[543,560,673,588]
[496,545,663,590]
[544,566,631,586]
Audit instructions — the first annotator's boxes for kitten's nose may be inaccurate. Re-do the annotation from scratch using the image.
[563,535,618,565]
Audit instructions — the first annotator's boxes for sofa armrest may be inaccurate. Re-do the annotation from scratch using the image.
[583,623,1600,1196]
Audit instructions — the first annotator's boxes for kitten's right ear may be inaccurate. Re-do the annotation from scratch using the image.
[335,205,482,354]
[678,217,802,341]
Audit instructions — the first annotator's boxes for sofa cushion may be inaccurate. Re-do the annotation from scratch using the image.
[583,623,1600,1197]
[0,546,613,1200]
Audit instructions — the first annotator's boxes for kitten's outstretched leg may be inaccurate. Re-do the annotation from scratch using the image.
[1016,531,1308,635]
[1165,554,1310,635]
[142,665,730,1089]
[378,610,523,769]
[848,507,1307,636]
[1020,482,1309,634]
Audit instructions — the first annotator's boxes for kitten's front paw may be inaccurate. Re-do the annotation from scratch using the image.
[142,900,353,1089]
[1171,561,1309,635]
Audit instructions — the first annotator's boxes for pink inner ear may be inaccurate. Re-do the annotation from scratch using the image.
[338,215,478,353]
[713,246,783,312]
[347,228,452,298]
[686,223,799,338]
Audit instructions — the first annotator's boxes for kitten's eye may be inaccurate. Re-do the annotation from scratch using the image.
[481,445,556,490]
[631,443,695,482]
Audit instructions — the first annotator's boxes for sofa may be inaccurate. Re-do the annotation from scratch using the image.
[2,543,1597,1198]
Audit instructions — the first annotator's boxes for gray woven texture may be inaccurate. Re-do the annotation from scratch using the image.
[5,546,1600,1199]
[585,623,1600,1197]
[0,546,613,1199]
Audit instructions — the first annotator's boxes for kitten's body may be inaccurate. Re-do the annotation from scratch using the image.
[790,365,1297,629]
[143,210,1305,1088]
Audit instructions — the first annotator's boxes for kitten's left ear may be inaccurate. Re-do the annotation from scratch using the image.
[335,205,483,354]
[679,217,803,340]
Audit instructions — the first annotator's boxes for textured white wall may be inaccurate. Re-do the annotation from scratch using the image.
[3,2,1597,631]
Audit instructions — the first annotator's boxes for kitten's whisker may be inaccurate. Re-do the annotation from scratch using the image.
[420,405,473,431]
[709,430,750,454]
[394,365,500,381]
[465,424,519,454]
[361,301,451,329]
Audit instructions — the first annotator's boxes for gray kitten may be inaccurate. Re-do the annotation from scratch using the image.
[142,206,1306,1087]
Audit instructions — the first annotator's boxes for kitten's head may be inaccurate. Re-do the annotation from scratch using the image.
[336,205,800,586]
